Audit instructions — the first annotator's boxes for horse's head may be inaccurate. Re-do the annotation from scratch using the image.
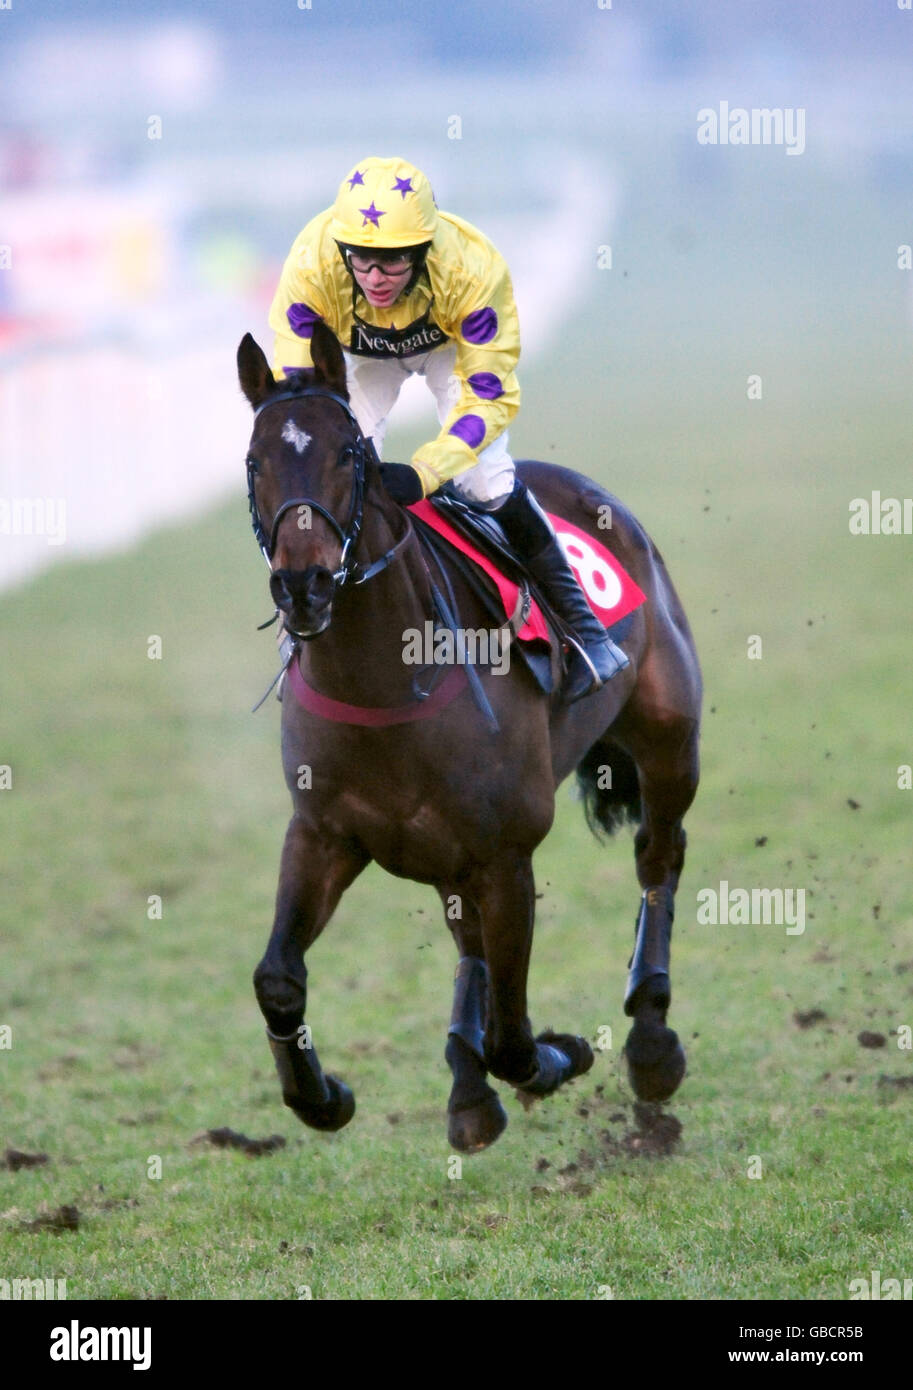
[237,323,367,640]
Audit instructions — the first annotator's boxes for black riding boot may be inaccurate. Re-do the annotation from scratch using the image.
[492,479,630,702]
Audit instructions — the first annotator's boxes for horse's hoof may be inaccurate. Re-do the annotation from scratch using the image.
[537,1031,595,1080]
[624,1022,686,1102]
[448,1092,508,1153]
[286,1074,355,1132]
[515,1032,596,1105]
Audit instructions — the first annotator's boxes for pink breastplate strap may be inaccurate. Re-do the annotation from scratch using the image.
[287,655,468,726]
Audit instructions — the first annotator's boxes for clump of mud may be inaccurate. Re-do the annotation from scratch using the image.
[2,1148,50,1171]
[19,1205,80,1233]
[190,1127,286,1157]
[600,1102,682,1157]
[794,1008,828,1028]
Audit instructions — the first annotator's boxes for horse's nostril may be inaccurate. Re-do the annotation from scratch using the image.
[270,570,293,611]
[305,569,336,606]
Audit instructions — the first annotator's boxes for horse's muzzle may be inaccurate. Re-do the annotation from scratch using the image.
[270,565,336,639]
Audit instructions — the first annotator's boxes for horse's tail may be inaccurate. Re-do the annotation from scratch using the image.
[576,739,642,840]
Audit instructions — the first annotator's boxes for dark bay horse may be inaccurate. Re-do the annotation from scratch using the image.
[237,323,702,1153]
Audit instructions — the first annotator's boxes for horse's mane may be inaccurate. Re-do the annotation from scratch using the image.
[270,368,320,395]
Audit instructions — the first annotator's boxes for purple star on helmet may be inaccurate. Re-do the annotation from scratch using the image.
[391,176,413,199]
[359,202,385,227]
[347,170,365,189]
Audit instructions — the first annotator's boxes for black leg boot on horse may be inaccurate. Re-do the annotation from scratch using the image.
[491,478,630,703]
[445,953,507,1153]
[623,884,686,1101]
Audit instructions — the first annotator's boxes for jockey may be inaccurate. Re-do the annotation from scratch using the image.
[268,155,628,701]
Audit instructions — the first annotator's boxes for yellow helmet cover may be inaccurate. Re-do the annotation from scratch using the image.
[330,156,438,248]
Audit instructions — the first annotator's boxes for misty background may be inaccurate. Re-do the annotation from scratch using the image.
[1,0,911,588]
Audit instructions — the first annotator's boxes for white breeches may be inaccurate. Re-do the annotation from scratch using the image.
[343,343,515,508]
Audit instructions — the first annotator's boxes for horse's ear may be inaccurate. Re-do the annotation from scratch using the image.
[237,333,276,409]
[309,320,348,398]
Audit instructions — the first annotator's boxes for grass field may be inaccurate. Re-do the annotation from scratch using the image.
[3,230,913,1300]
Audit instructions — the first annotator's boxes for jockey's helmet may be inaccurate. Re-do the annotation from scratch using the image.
[330,157,438,250]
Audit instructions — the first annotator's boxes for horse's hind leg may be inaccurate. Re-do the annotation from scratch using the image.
[611,707,699,1101]
[437,888,507,1153]
[253,817,368,1130]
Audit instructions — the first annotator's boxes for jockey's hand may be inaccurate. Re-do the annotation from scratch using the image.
[378,462,424,505]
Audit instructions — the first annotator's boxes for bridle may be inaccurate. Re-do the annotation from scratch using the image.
[246,385,408,592]
[246,382,501,731]
[247,386,362,583]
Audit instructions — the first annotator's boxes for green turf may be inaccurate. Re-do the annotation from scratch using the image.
[3,275,913,1300]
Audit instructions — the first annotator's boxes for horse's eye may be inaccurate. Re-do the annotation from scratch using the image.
[247,456,260,475]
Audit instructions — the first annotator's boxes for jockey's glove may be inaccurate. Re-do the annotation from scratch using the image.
[379,462,425,505]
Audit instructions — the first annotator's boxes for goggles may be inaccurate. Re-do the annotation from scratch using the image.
[344,248,415,276]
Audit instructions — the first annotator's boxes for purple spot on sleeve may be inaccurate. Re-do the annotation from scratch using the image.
[449,414,486,449]
[467,371,504,400]
[287,303,322,338]
[461,307,498,344]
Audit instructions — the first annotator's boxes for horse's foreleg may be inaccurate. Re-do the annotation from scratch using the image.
[617,711,699,1101]
[474,856,594,1096]
[253,817,367,1130]
[438,891,507,1152]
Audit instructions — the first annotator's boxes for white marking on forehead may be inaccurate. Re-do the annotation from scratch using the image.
[282,419,312,454]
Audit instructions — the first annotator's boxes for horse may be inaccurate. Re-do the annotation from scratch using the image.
[237,322,702,1153]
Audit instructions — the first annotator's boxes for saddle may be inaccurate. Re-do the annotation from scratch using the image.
[409,486,641,697]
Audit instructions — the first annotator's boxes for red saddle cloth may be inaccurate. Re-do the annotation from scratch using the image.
[407,500,647,642]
